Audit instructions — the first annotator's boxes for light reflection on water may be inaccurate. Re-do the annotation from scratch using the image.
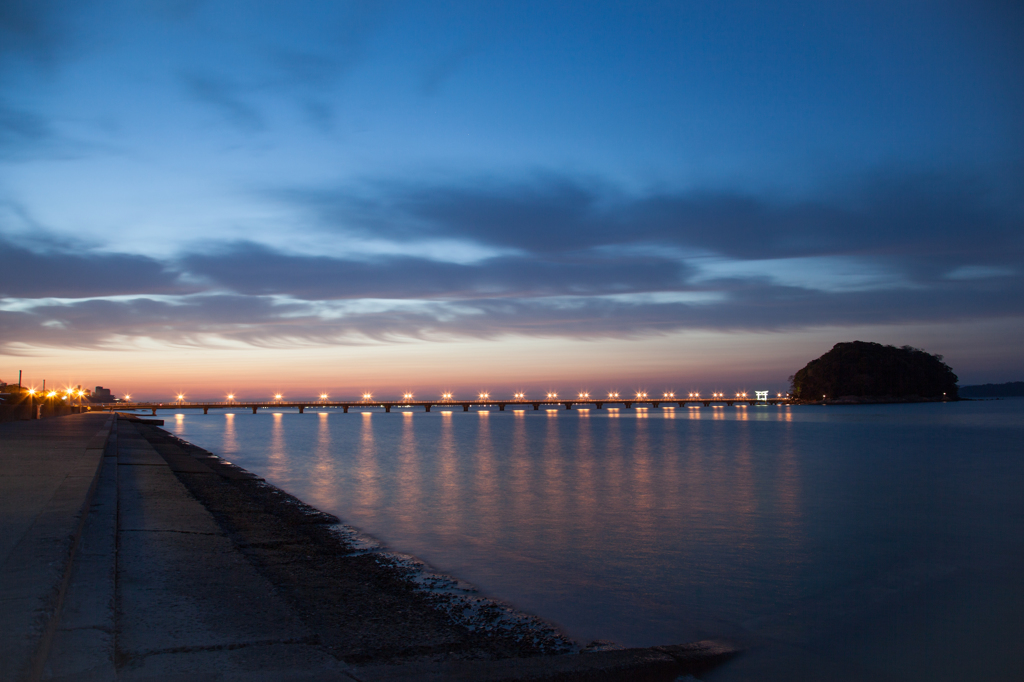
[165,401,1024,681]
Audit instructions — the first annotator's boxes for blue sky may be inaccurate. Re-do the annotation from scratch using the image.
[1,1,1022,396]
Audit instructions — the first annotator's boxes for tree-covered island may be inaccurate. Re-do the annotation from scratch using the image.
[790,341,959,403]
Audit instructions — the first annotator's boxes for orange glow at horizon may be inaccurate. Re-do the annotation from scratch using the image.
[3,320,1015,400]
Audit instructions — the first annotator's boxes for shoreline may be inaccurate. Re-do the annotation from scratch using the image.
[122,414,741,679]
[140,418,577,659]
[791,395,960,405]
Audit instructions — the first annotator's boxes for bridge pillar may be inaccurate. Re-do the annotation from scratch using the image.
[565,402,572,410]
[499,404,505,411]
[151,408,157,416]
[727,401,734,406]
[252,406,258,414]
[652,402,660,409]
[595,402,603,409]
[343,405,349,413]
[203,407,208,415]
[532,403,539,410]
[703,401,710,407]
[463,404,470,412]
[425,404,431,412]
[299,406,304,414]
[625,402,632,409]
[385,405,391,413]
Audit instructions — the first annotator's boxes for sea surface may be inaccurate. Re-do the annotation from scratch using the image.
[158,400,1024,681]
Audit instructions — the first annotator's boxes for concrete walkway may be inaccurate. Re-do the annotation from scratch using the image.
[0,413,113,682]
[39,418,350,682]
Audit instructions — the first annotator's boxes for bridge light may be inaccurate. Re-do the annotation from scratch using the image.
[547,392,557,399]
[479,392,489,400]
[578,392,589,399]
[320,393,328,400]
[403,392,413,401]
[47,391,57,398]
[441,392,452,400]
[274,393,282,401]
[227,394,235,401]
[176,394,185,402]
[514,392,525,399]
[124,394,131,401]
[362,393,372,401]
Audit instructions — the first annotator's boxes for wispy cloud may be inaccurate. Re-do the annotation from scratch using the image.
[182,72,265,132]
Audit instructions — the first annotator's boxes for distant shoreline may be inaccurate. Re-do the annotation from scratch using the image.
[959,381,1024,398]
[792,395,959,405]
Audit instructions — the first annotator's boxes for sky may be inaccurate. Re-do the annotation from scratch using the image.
[1,0,1022,399]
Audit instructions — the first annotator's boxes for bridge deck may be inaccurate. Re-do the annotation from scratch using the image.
[94,398,793,414]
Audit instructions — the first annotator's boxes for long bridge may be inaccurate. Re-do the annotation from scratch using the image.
[97,393,792,415]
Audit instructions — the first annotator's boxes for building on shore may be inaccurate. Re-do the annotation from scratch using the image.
[90,386,115,403]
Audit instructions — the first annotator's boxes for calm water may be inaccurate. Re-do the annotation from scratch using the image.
[161,401,1024,681]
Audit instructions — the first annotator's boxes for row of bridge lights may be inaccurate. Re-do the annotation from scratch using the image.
[19,389,776,404]
[156,390,774,403]
[342,390,754,402]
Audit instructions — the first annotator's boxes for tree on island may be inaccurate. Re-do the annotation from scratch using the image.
[790,341,959,401]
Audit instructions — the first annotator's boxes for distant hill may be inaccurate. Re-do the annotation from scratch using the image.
[958,382,1024,398]
[791,341,959,402]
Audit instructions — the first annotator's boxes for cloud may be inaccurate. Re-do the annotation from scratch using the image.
[3,271,1023,353]
[0,237,190,298]
[179,241,692,300]
[282,170,1024,267]
[182,72,265,132]
[0,100,52,158]
[420,44,476,96]
[0,0,74,67]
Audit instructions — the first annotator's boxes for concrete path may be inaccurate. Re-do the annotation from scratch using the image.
[0,413,113,682]
[38,418,350,682]
[111,420,349,681]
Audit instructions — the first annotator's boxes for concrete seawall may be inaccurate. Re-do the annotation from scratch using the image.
[1,414,740,681]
